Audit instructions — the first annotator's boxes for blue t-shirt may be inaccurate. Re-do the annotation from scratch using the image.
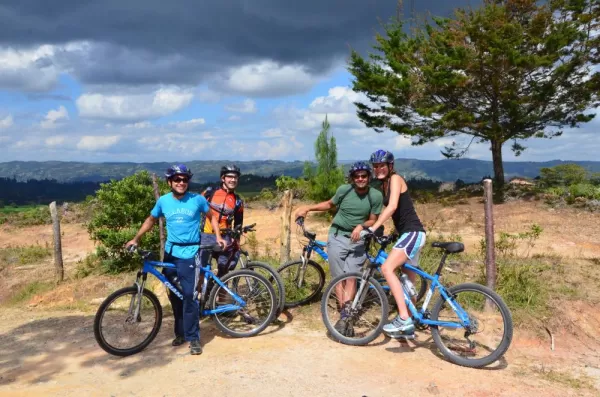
[150,192,210,259]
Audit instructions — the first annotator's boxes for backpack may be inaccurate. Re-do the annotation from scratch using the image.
[202,186,243,226]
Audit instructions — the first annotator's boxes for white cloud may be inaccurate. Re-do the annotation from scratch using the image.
[0,115,14,129]
[0,45,61,91]
[256,136,304,158]
[262,128,284,138]
[76,87,194,122]
[274,86,369,132]
[77,135,121,151]
[172,118,206,128]
[41,106,69,129]
[228,115,241,121]
[127,121,152,129]
[221,60,318,97]
[45,135,67,147]
[0,136,10,145]
[224,99,257,113]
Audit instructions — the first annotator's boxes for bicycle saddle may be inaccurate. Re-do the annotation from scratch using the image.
[431,242,464,253]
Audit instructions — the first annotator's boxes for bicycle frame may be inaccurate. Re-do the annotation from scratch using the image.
[138,258,247,316]
[363,243,471,328]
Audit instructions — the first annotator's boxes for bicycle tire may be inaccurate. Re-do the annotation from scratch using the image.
[277,259,326,308]
[245,261,286,316]
[208,269,277,338]
[430,283,513,368]
[94,286,162,357]
[321,272,389,346]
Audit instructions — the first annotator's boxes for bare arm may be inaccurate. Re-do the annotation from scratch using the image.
[369,174,405,232]
[351,212,378,242]
[125,215,157,247]
[206,209,226,247]
[294,199,335,219]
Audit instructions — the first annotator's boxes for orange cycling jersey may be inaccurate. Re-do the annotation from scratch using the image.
[201,187,244,234]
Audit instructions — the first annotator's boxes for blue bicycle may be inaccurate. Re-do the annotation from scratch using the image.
[93,243,277,356]
[277,217,427,308]
[321,234,513,368]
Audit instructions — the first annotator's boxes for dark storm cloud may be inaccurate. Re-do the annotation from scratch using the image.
[0,0,474,88]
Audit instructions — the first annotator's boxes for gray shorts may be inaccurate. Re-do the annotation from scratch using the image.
[327,233,367,278]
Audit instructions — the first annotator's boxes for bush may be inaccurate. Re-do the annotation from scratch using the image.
[539,164,587,187]
[87,171,169,273]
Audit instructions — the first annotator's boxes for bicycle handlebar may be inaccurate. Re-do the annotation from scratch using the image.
[220,223,257,239]
[126,243,223,257]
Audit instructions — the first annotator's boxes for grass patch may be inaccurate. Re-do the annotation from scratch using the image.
[529,365,597,391]
[0,206,51,226]
[10,281,54,304]
[0,244,52,265]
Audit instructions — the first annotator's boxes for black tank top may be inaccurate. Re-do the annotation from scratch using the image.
[382,179,425,235]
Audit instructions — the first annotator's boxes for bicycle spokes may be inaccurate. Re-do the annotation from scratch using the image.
[100,291,158,351]
[324,275,387,341]
[212,273,273,333]
[435,289,507,361]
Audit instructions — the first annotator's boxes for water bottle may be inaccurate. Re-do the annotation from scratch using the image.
[400,273,416,298]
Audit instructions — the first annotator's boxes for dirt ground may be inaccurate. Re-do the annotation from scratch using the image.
[1,198,599,396]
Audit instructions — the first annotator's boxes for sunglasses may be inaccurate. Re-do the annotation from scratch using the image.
[172,177,189,183]
[353,174,369,180]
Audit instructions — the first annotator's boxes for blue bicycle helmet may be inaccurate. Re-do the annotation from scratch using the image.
[348,161,372,177]
[165,164,193,180]
[369,149,394,164]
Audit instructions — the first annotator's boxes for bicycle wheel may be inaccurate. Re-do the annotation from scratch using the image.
[277,259,326,308]
[430,283,513,368]
[94,286,162,357]
[321,272,389,346]
[209,269,277,338]
[245,261,286,316]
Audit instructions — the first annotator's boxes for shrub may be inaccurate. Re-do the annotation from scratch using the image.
[87,171,169,273]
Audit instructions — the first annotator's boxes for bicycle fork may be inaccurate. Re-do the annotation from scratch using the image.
[296,251,309,289]
[129,272,147,322]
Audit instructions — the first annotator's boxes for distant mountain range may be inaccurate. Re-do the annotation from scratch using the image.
[1,159,599,184]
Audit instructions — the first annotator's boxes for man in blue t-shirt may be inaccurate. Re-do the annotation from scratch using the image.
[126,164,225,355]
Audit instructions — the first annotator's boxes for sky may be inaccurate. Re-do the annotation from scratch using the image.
[0,0,597,164]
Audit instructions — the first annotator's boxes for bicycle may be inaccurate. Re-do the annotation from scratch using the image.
[321,235,513,368]
[277,217,427,308]
[93,243,277,357]
[219,223,286,315]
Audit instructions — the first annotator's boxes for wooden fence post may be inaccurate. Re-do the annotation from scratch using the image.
[483,179,496,293]
[49,201,64,283]
[280,189,293,263]
[152,174,165,261]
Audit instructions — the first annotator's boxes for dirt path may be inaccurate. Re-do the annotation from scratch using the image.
[0,307,598,397]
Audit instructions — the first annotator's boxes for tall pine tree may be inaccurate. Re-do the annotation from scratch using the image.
[349,0,599,186]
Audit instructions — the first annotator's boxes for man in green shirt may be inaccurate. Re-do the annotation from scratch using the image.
[294,161,383,336]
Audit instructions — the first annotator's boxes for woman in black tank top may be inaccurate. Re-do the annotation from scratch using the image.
[363,150,427,337]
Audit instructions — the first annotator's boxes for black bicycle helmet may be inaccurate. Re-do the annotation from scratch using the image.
[369,149,395,164]
[220,164,241,177]
[165,164,193,179]
[348,161,372,177]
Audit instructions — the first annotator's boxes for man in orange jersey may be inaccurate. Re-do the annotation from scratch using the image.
[199,164,244,278]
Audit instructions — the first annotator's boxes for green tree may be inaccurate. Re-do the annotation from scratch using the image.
[304,115,345,201]
[349,0,599,187]
[539,163,588,187]
[87,171,168,272]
